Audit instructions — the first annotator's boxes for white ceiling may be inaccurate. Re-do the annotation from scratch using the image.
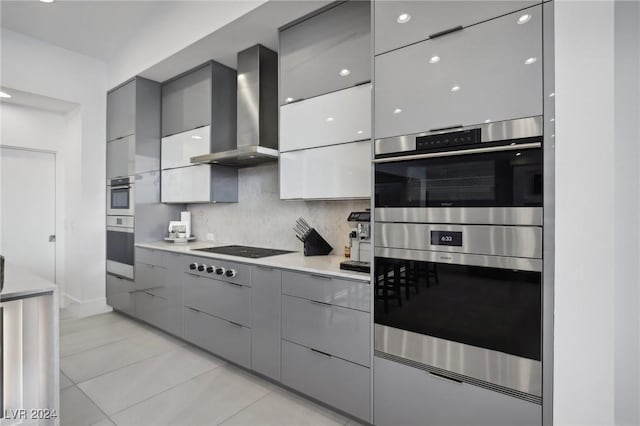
[0,1,192,61]
[0,87,78,113]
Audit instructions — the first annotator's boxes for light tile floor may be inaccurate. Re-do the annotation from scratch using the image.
[59,310,363,426]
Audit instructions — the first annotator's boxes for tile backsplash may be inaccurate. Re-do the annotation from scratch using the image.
[188,164,370,253]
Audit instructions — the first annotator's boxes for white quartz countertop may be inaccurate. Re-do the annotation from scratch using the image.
[1,262,57,301]
[135,241,370,282]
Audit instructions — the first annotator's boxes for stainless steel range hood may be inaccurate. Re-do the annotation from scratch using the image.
[191,44,279,167]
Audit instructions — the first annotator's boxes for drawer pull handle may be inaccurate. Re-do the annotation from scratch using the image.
[309,299,331,307]
[429,25,463,40]
[226,320,243,328]
[186,306,202,313]
[428,371,463,385]
[255,265,274,271]
[310,348,332,358]
[310,274,332,281]
[429,124,464,132]
[223,281,243,288]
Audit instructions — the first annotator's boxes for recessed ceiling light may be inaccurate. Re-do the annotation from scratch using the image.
[0,91,12,99]
[393,108,402,114]
[397,13,411,24]
[191,135,203,140]
[484,119,491,123]
[524,57,537,65]
[451,85,461,92]
[40,0,55,3]
[357,130,364,134]
[339,69,351,77]
[326,117,334,122]
[517,14,531,25]
[285,97,294,103]
[429,55,440,64]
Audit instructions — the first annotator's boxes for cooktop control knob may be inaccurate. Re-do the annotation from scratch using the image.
[215,267,225,275]
[189,263,198,270]
[206,266,215,274]
[225,269,236,278]
[197,264,206,272]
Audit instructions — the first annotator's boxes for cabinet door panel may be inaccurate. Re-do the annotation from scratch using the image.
[375,5,543,139]
[280,141,371,200]
[183,273,251,327]
[279,0,370,104]
[251,266,282,380]
[106,136,135,179]
[374,356,541,426]
[374,1,539,54]
[280,85,371,152]
[161,165,210,203]
[106,273,134,315]
[162,64,212,137]
[161,126,211,169]
[107,80,136,142]
[282,270,370,312]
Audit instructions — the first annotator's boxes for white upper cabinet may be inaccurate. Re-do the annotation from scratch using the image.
[279,0,371,105]
[374,0,540,55]
[280,85,371,153]
[161,126,211,170]
[161,164,238,204]
[280,141,371,200]
[374,4,543,139]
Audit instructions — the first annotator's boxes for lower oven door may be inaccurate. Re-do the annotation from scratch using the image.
[106,223,134,279]
[374,247,542,400]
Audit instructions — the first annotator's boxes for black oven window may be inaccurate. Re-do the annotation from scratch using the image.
[375,148,543,208]
[106,230,134,265]
[374,257,542,360]
[111,188,130,209]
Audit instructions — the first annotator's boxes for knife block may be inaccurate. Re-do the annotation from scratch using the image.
[303,228,333,256]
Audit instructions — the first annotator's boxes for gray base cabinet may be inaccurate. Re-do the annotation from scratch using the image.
[374,356,541,426]
[106,273,135,316]
[282,340,371,422]
[184,307,251,368]
[251,266,282,381]
[183,272,251,327]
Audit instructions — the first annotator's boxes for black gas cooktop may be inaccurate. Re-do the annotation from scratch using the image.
[194,245,294,259]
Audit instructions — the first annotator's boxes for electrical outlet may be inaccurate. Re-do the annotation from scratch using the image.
[206,233,215,241]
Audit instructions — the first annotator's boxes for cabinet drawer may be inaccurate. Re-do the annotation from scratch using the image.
[184,256,251,287]
[183,273,251,327]
[282,295,370,366]
[374,1,539,54]
[374,356,541,426]
[279,140,371,200]
[135,290,182,337]
[282,340,370,421]
[280,85,371,152]
[374,5,543,139]
[184,307,251,368]
[135,248,165,267]
[106,273,135,315]
[135,262,165,291]
[161,126,211,169]
[282,270,370,312]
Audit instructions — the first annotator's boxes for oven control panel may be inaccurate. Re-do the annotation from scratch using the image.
[416,128,481,152]
[430,231,463,247]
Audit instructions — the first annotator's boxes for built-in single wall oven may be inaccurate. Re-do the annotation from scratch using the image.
[373,116,543,403]
[106,215,134,279]
[107,176,135,216]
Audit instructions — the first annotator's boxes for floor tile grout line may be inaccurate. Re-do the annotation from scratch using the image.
[60,330,147,359]
[216,387,276,426]
[105,362,226,419]
[72,384,113,426]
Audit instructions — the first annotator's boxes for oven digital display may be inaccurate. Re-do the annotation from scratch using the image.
[430,231,463,247]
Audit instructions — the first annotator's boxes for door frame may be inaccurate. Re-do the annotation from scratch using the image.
[0,144,57,284]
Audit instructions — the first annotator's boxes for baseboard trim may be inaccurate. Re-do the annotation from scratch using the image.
[62,294,112,318]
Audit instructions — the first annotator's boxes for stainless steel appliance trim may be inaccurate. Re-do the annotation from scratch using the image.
[106,178,135,216]
[375,223,543,259]
[106,216,135,228]
[373,142,541,164]
[374,324,542,400]
[375,246,542,272]
[374,116,543,156]
[106,260,134,280]
[375,207,543,226]
[106,226,134,234]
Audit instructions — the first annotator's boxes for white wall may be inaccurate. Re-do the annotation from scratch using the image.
[107,0,266,87]
[554,1,640,425]
[1,28,108,311]
[0,103,70,293]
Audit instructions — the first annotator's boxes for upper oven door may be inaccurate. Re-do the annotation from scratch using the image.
[107,180,134,216]
[375,145,542,209]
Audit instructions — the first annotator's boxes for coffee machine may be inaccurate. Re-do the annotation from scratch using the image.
[340,210,371,273]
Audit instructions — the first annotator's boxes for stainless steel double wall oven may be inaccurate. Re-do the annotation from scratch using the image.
[106,176,135,279]
[373,116,544,403]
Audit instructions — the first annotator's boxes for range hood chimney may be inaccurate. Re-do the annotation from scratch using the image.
[191,44,279,167]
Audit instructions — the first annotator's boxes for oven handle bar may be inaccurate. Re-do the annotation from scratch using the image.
[373,142,541,164]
